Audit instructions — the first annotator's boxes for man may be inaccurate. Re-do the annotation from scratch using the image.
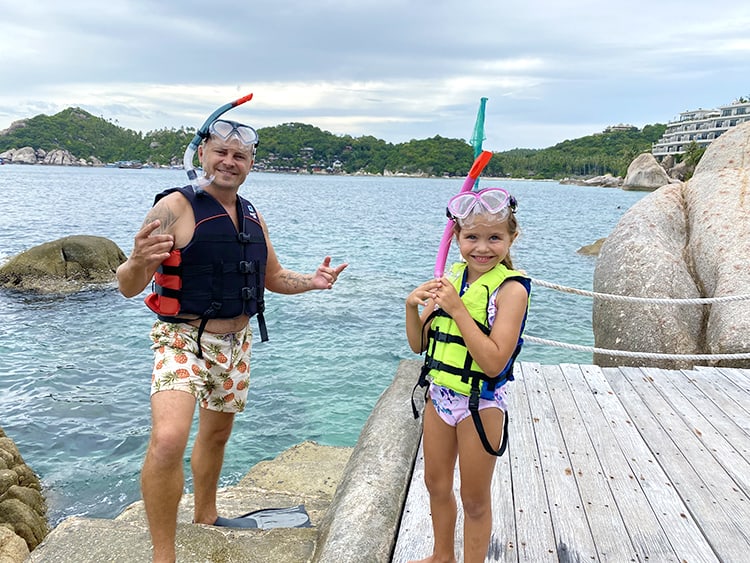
[116,117,347,563]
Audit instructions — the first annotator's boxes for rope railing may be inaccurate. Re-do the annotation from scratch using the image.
[530,278,750,305]
[525,278,750,361]
[523,335,750,361]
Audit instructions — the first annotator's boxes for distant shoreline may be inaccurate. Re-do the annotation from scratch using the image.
[0,160,568,183]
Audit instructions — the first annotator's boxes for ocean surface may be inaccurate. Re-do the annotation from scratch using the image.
[0,165,648,525]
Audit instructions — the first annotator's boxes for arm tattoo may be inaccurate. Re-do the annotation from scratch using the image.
[143,202,179,234]
[279,270,313,291]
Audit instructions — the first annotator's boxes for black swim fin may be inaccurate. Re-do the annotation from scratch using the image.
[213,504,312,529]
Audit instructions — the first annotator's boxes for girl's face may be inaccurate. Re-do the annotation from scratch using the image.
[456,219,516,282]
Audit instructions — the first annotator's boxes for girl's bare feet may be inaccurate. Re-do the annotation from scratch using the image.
[407,555,456,563]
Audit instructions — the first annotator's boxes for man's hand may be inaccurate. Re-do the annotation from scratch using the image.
[116,220,174,298]
[312,256,348,289]
[131,220,174,271]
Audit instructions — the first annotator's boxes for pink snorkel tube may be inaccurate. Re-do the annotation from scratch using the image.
[433,150,493,278]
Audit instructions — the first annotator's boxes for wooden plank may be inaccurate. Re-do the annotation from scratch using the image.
[685,369,750,438]
[581,365,718,563]
[639,367,750,503]
[485,448,517,561]
[714,368,750,412]
[395,364,750,562]
[510,363,558,562]
[716,367,750,388]
[559,363,681,563]
[666,369,750,469]
[522,363,599,562]
[550,363,637,562]
[392,441,439,562]
[609,366,750,562]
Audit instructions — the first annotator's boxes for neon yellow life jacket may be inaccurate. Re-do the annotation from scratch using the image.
[423,261,530,397]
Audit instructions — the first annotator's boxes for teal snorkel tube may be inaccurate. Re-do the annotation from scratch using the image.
[183,92,254,191]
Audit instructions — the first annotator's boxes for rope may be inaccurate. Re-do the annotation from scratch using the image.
[524,278,750,361]
[524,335,750,361]
[530,278,750,305]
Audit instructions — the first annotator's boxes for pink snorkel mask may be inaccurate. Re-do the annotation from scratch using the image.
[447,187,517,227]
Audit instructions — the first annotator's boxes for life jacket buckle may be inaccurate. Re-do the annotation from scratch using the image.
[242,287,257,300]
[239,261,255,274]
[238,232,253,243]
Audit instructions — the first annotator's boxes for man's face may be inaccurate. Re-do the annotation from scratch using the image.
[198,137,255,191]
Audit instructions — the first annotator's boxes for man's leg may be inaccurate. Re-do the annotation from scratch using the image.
[191,407,235,524]
[141,390,196,563]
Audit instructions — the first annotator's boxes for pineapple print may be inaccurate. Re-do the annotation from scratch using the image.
[205,343,229,366]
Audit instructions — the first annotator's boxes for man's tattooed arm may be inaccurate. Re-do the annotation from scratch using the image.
[275,270,314,293]
[144,201,179,234]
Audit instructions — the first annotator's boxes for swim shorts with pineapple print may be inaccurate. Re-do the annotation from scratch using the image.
[149,320,252,413]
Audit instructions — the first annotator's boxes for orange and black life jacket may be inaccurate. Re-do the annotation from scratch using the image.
[144,186,268,352]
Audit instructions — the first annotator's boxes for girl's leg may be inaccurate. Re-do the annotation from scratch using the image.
[456,407,505,563]
[408,400,459,563]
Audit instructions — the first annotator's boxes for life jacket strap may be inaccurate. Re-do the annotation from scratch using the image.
[195,301,221,359]
[155,285,181,300]
[469,383,510,457]
[256,311,269,342]
[430,328,466,345]
[158,264,181,276]
[410,363,431,419]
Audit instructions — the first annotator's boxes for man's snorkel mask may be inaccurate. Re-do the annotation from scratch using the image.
[183,92,256,191]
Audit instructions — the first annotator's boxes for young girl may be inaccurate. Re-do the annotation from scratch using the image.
[405,187,531,563]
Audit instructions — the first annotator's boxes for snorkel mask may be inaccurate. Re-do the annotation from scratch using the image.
[447,187,517,228]
[183,93,256,191]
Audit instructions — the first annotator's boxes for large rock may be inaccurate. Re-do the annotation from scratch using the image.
[583,173,622,187]
[593,122,750,368]
[0,428,47,557]
[5,147,37,165]
[622,152,671,191]
[0,526,29,563]
[42,149,78,166]
[0,235,126,292]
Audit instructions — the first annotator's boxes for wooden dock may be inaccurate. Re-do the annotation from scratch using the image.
[392,362,750,562]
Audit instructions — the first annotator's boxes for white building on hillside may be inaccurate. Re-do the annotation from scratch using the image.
[652,100,750,159]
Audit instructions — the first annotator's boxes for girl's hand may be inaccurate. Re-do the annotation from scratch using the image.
[432,277,463,315]
[406,279,440,308]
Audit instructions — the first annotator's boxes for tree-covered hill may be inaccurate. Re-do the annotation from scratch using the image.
[485,124,666,179]
[0,107,194,165]
[0,107,666,178]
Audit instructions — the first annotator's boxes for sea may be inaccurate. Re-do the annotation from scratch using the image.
[0,165,648,525]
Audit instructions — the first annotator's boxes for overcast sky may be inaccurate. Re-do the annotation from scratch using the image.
[1,0,749,151]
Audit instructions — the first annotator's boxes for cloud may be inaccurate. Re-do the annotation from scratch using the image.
[2,0,750,150]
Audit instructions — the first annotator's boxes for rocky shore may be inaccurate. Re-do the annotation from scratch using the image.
[0,428,48,562]
[18,360,423,563]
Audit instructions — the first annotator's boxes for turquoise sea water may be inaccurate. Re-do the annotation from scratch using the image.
[0,165,647,525]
